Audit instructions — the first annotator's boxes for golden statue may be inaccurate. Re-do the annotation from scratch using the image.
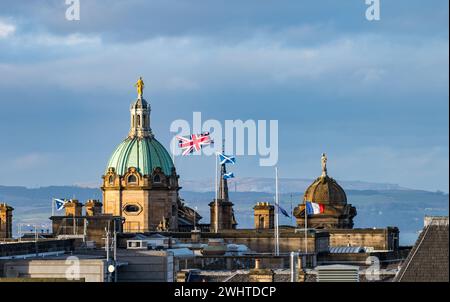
[134,77,145,98]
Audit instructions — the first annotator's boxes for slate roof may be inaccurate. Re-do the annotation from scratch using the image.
[395,217,449,282]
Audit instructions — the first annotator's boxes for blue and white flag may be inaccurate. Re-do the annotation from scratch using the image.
[54,198,67,211]
[223,172,235,180]
[218,153,236,165]
[275,203,291,218]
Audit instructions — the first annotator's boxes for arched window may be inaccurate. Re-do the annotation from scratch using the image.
[137,115,141,127]
[108,176,114,185]
[153,175,161,183]
[128,175,137,184]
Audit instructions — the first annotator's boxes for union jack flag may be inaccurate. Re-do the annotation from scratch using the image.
[177,132,214,156]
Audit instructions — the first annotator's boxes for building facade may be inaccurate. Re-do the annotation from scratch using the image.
[0,203,13,239]
[102,80,180,232]
[254,202,274,229]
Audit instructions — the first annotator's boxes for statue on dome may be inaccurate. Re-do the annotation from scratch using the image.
[321,153,328,177]
[134,77,145,98]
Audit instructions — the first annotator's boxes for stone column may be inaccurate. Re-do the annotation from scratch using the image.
[85,200,102,216]
[0,203,14,239]
[65,200,83,217]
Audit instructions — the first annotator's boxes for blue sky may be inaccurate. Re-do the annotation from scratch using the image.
[0,0,448,192]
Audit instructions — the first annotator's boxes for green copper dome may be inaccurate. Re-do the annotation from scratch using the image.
[106,136,174,176]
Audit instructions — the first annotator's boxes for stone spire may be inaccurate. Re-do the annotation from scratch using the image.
[128,77,153,138]
[218,140,230,201]
[218,163,229,201]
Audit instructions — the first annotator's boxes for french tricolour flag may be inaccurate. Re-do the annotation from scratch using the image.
[305,201,325,215]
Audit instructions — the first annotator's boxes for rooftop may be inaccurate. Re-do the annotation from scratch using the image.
[395,216,449,282]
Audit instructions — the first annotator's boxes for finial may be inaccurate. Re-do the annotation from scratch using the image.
[321,153,327,177]
[134,76,145,99]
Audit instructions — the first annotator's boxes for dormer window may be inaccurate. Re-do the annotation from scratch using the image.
[128,175,137,184]
[153,175,161,183]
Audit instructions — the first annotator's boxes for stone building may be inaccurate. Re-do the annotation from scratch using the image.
[102,80,197,233]
[50,200,123,246]
[0,203,13,239]
[293,154,357,229]
[254,202,274,229]
[64,199,83,217]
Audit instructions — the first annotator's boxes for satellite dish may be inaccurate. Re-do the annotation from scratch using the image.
[108,264,115,273]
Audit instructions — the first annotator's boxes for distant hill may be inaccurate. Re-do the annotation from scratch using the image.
[180,177,411,192]
[1,183,448,245]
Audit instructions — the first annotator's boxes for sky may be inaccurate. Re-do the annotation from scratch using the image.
[0,0,448,192]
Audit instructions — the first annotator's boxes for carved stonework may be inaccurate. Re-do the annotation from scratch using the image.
[102,165,180,232]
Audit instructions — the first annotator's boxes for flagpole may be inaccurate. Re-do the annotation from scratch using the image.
[51,198,54,217]
[171,138,176,168]
[290,194,293,226]
[275,167,279,256]
[215,153,218,233]
[305,202,308,254]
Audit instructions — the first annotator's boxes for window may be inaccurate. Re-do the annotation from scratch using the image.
[128,175,137,184]
[153,174,161,183]
[259,216,265,229]
[137,115,141,127]
[124,204,140,213]
[108,176,114,185]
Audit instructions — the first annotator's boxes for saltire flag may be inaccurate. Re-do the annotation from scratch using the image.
[223,172,235,180]
[275,203,291,218]
[218,153,236,165]
[54,198,67,211]
[177,132,213,156]
[305,201,325,215]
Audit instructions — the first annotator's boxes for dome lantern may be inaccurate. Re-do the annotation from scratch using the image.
[105,78,174,177]
[129,77,152,139]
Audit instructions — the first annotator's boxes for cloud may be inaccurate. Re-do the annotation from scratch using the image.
[11,153,49,170]
[0,19,15,38]
[0,31,447,101]
[0,1,447,191]
[28,32,101,47]
[0,0,447,44]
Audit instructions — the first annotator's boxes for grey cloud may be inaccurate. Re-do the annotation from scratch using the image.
[0,32,447,103]
[1,0,447,44]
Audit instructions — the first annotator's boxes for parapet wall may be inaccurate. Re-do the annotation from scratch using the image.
[135,229,330,254]
[328,227,400,250]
